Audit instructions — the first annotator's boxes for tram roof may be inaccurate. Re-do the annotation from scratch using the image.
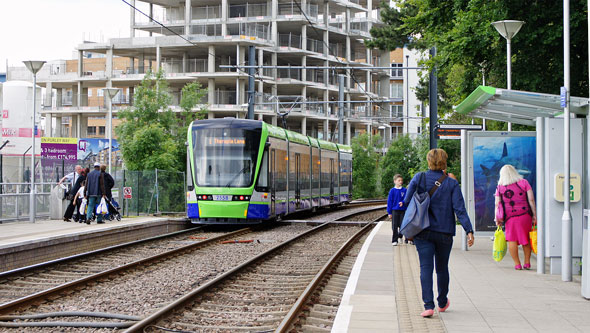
[454,86,589,126]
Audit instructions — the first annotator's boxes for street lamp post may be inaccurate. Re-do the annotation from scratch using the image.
[23,60,45,223]
[492,20,524,131]
[102,88,120,175]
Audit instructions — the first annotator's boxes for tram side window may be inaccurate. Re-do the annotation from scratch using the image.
[256,149,269,191]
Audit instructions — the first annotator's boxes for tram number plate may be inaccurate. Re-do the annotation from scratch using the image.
[213,195,231,201]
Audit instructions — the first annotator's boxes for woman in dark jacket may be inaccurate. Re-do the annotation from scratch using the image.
[403,148,475,317]
[99,164,115,200]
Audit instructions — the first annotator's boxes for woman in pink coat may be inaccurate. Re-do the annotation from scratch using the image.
[495,164,537,270]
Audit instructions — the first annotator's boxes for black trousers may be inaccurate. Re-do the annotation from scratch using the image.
[392,210,405,242]
[64,200,76,219]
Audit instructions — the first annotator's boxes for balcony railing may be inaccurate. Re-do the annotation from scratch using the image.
[277,67,301,80]
[162,59,208,73]
[278,2,319,19]
[306,69,325,84]
[306,38,324,54]
[227,22,270,40]
[328,43,345,58]
[229,3,268,18]
[191,24,223,36]
[278,33,302,49]
[192,5,221,20]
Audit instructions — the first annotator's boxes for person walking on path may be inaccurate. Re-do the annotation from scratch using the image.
[63,167,86,222]
[495,164,537,270]
[84,162,104,224]
[387,174,407,246]
[404,148,474,318]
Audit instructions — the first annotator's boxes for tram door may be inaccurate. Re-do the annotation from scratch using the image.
[330,158,335,203]
[295,153,301,209]
[270,149,276,216]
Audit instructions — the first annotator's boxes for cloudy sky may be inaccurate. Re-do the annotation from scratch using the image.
[1,0,132,72]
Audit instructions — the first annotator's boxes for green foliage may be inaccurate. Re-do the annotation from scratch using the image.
[369,0,589,124]
[352,133,383,199]
[380,135,420,195]
[116,69,208,171]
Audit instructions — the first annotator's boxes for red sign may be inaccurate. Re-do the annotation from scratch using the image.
[2,110,7,119]
[123,187,132,199]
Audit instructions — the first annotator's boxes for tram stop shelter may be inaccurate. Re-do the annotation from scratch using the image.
[453,85,590,298]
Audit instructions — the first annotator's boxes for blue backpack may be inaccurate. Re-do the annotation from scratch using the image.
[400,172,447,238]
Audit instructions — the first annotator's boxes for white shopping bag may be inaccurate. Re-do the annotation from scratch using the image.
[96,197,108,215]
[79,198,87,215]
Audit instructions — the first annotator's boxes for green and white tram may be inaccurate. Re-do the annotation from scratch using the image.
[186,118,352,224]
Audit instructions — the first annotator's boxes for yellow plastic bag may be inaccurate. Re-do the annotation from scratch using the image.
[529,226,537,254]
[493,226,507,262]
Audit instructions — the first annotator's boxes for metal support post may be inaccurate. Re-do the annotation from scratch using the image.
[460,130,468,251]
[338,75,345,144]
[155,168,160,214]
[247,46,256,119]
[29,74,37,223]
[429,47,438,149]
[562,0,572,282]
[536,116,546,274]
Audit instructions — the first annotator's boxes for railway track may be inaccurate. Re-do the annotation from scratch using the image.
[124,213,386,332]
[0,207,385,330]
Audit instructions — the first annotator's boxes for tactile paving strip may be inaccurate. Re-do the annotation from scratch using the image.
[394,243,446,332]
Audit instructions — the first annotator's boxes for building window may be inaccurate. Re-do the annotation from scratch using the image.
[391,105,403,118]
[391,83,403,98]
[98,89,103,97]
[99,126,106,135]
[87,126,96,135]
[391,63,403,78]
[88,89,93,97]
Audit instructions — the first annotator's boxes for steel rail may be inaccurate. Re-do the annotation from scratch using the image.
[0,228,251,315]
[123,207,385,333]
[276,214,386,332]
[0,224,199,279]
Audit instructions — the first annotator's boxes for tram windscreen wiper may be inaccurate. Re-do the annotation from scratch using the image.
[225,166,249,187]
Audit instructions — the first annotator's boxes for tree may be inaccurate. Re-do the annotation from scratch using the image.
[116,69,208,171]
[368,0,589,122]
[352,133,382,199]
[380,135,420,195]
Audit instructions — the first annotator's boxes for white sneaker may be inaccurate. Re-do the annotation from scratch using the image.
[392,241,398,246]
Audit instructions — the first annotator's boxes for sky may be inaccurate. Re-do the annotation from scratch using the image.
[1,0,131,72]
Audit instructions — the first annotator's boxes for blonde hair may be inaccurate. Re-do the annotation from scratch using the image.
[427,148,447,171]
[497,164,523,186]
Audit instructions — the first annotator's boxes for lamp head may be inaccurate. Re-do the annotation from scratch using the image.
[102,88,120,99]
[491,20,525,40]
[23,60,46,74]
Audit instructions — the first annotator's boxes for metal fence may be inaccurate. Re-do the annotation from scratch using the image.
[118,169,186,217]
[0,154,186,221]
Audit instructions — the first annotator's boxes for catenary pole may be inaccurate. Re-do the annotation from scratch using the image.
[338,75,344,144]
[247,46,255,120]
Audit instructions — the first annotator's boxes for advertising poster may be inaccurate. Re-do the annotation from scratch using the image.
[77,138,120,163]
[472,135,536,232]
[40,137,78,160]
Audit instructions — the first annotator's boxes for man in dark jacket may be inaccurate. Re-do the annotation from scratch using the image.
[63,169,86,222]
[84,162,104,224]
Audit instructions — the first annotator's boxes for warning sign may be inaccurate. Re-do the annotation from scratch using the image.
[123,187,132,199]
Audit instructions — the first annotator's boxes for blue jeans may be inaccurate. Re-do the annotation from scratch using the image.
[86,196,103,222]
[414,230,453,310]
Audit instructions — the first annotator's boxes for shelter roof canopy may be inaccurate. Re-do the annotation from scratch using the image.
[454,86,588,126]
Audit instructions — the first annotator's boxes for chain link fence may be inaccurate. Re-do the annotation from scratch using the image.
[0,154,186,222]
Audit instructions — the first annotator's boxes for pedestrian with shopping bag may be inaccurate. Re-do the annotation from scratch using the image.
[495,164,537,270]
[402,148,474,318]
[84,162,105,224]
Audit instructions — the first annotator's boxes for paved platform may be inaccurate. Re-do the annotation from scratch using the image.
[333,221,590,332]
[0,216,188,272]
